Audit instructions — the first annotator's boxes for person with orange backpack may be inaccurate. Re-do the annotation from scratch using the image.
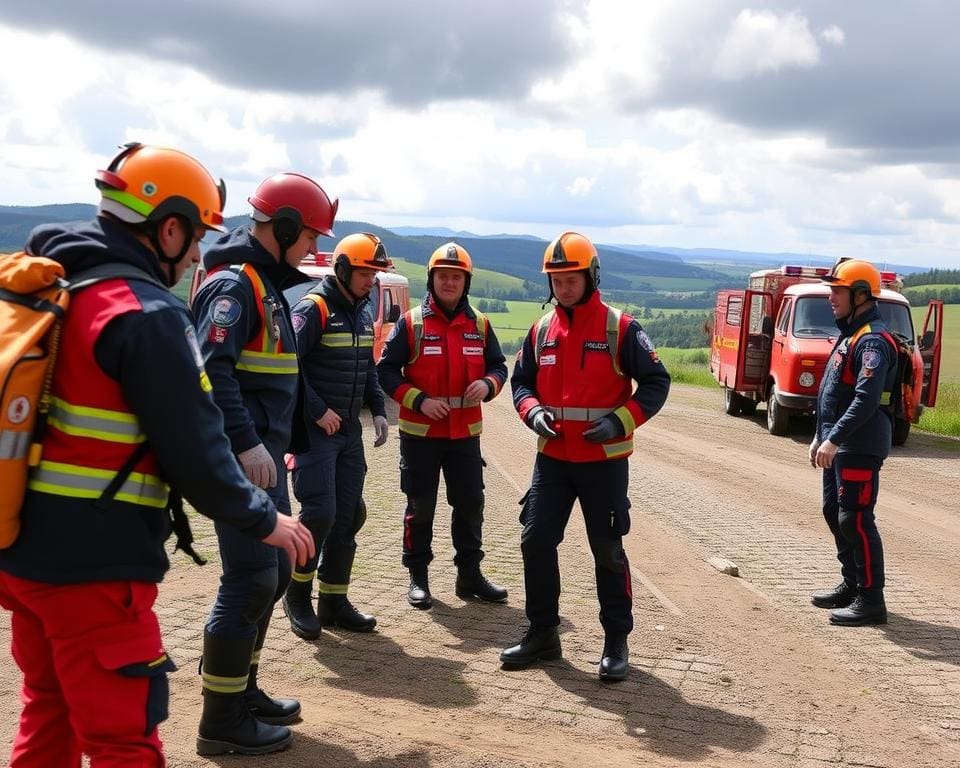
[501,232,670,681]
[0,144,314,767]
[282,233,392,639]
[377,243,508,610]
[190,172,337,754]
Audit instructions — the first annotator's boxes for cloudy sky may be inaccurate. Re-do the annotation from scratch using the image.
[1,1,958,267]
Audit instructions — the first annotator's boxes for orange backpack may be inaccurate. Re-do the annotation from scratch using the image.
[0,252,162,548]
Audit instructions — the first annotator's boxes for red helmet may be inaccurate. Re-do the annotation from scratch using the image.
[248,173,338,240]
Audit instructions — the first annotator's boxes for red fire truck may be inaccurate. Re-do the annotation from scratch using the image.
[710,265,943,444]
[188,252,410,363]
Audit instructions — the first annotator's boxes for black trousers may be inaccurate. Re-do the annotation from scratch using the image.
[399,435,484,571]
[822,452,885,592]
[520,453,633,636]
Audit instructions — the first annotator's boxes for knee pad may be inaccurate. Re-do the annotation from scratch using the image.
[240,568,279,625]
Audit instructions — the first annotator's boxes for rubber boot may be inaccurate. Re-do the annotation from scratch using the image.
[245,615,301,725]
[500,626,562,668]
[811,581,855,609]
[598,633,629,682]
[407,567,432,609]
[829,590,887,626]
[456,566,508,603]
[317,594,377,632]
[282,576,321,640]
[196,632,292,756]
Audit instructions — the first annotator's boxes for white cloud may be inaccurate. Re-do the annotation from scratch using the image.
[820,24,846,46]
[713,9,820,80]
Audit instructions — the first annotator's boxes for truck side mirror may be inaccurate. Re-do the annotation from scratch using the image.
[920,330,934,350]
[387,304,402,323]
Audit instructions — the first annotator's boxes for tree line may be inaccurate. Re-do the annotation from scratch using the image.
[902,268,960,287]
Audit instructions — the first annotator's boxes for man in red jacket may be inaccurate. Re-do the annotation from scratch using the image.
[378,243,508,609]
[502,232,670,681]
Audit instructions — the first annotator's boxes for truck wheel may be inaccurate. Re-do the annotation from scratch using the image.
[892,417,911,446]
[723,387,742,415]
[767,385,791,436]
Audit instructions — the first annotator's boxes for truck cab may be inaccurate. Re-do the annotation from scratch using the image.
[188,252,410,363]
[711,265,944,444]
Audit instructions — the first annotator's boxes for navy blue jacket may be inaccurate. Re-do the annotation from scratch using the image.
[192,227,311,458]
[816,304,897,459]
[292,276,385,440]
[0,218,277,584]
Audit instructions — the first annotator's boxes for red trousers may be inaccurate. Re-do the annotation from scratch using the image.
[0,573,174,767]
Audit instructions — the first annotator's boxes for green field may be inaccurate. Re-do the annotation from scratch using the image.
[484,300,551,344]
[911,303,959,382]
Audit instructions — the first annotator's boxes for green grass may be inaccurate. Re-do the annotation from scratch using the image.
[627,276,716,291]
[657,347,716,387]
[484,300,551,343]
[918,382,960,435]
[911,303,959,382]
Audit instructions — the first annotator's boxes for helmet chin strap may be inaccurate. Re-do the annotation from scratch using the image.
[149,216,192,288]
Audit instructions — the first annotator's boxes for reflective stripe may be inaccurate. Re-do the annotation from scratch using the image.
[401,388,423,410]
[543,406,615,421]
[202,671,248,694]
[236,350,298,374]
[316,580,349,595]
[291,569,316,583]
[0,430,29,460]
[47,397,145,444]
[602,439,633,458]
[879,391,892,406]
[399,419,430,437]
[467,421,482,436]
[613,405,637,434]
[27,460,169,508]
[250,649,261,667]
[320,332,355,348]
[357,334,374,348]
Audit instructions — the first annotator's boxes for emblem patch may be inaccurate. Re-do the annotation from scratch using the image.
[423,345,443,356]
[7,396,30,425]
[209,325,228,344]
[292,313,307,333]
[862,349,880,370]
[540,354,557,366]
[463,346,483,356]
[211,296,241,327]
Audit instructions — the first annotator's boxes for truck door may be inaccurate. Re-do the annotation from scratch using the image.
[919,299,944,407]
[736,290,774,393]
[711,291,744,389]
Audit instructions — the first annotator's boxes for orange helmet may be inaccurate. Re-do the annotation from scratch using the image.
[96,143,226,232]
[821,258,882,299]
[333,233,393,272]
[428,242,473,275]
[543,231,599,288]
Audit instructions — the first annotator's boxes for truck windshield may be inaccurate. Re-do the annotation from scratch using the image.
[792,297,836,338]
[877,301,914,343]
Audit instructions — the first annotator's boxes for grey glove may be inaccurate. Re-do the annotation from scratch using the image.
[237,443,278,489]
[526,406,558,439]
[373,415,389,447]
[582,414,625,443]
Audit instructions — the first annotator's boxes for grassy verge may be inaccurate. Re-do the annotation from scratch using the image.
[657,347,716,387]
[918,382,960,435]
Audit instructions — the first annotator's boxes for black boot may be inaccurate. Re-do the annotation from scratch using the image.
[317,594,377,632]
[407,568,432,609]
[500,626,562,668]
[811,582,855,609]
[282,577,321,640]
[829,591,887,626]
[456,567,508,603]
[245,616,301,726]
[598,634,629,682]
[197,632,292,756]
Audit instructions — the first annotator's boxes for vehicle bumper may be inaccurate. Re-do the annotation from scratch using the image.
[775,390,816,412]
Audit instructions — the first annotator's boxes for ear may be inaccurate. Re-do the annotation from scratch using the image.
[156,215,183,249]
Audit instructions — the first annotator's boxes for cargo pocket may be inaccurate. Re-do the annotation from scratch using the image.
[611,498,632,536]
[94,635,177,737]
[518,489,531,525]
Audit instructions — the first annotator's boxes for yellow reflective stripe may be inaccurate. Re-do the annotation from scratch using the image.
[147,654,169,669]
[27,460,169,509]
[291,569,316,583]
[399,419,430,437]
[613,405,636,434]
[879,391,892,405]
[236,350,299,374]
[316,580,349,595]
[606,307,623,376]
[321,333,356,348]
[357,335,374,348]
[0,430,30,460]
[467,421,482,436]
[602,438,633,458]
[401,387,424,410]
[202,671,248,694]
[48,398,145,444]
[250,649,261,667]
[240,264,272,354]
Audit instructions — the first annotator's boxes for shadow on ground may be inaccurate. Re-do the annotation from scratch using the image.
[882,612,960,666]
[202,736,432,768]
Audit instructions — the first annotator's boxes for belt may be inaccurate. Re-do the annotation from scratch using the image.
[543,406,614,421]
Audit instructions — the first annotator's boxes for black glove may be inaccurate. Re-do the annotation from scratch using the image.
[582,414,625,443]
[526,406,558,439]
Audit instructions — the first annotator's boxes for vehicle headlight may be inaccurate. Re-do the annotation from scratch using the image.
[799,372,816,388]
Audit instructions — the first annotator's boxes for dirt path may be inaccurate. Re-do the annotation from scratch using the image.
[2,384,958,767]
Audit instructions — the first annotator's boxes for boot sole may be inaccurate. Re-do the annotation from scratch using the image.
[319,618,378,633]
[287,622,322,641]
[196,731,293,756]
[811,597,854,609]
[408,597,433,609]
[499,647,562,668]
[455,587,508,603]
[829,614,887,626]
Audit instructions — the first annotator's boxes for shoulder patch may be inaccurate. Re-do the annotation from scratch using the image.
[862,349,881,370]
[211,296,242,327]
[292,312,308,333]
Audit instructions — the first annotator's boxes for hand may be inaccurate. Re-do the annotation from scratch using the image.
[462,379,489,407]
[237,443,278,489]
[808,439,819,468]
[814,439,838,469]
[262,513,316,568]
[420,398,450,420]
[373,415,389,447]
[526,406,558,439]
[316,409,342,436]
[582,415,624,444]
